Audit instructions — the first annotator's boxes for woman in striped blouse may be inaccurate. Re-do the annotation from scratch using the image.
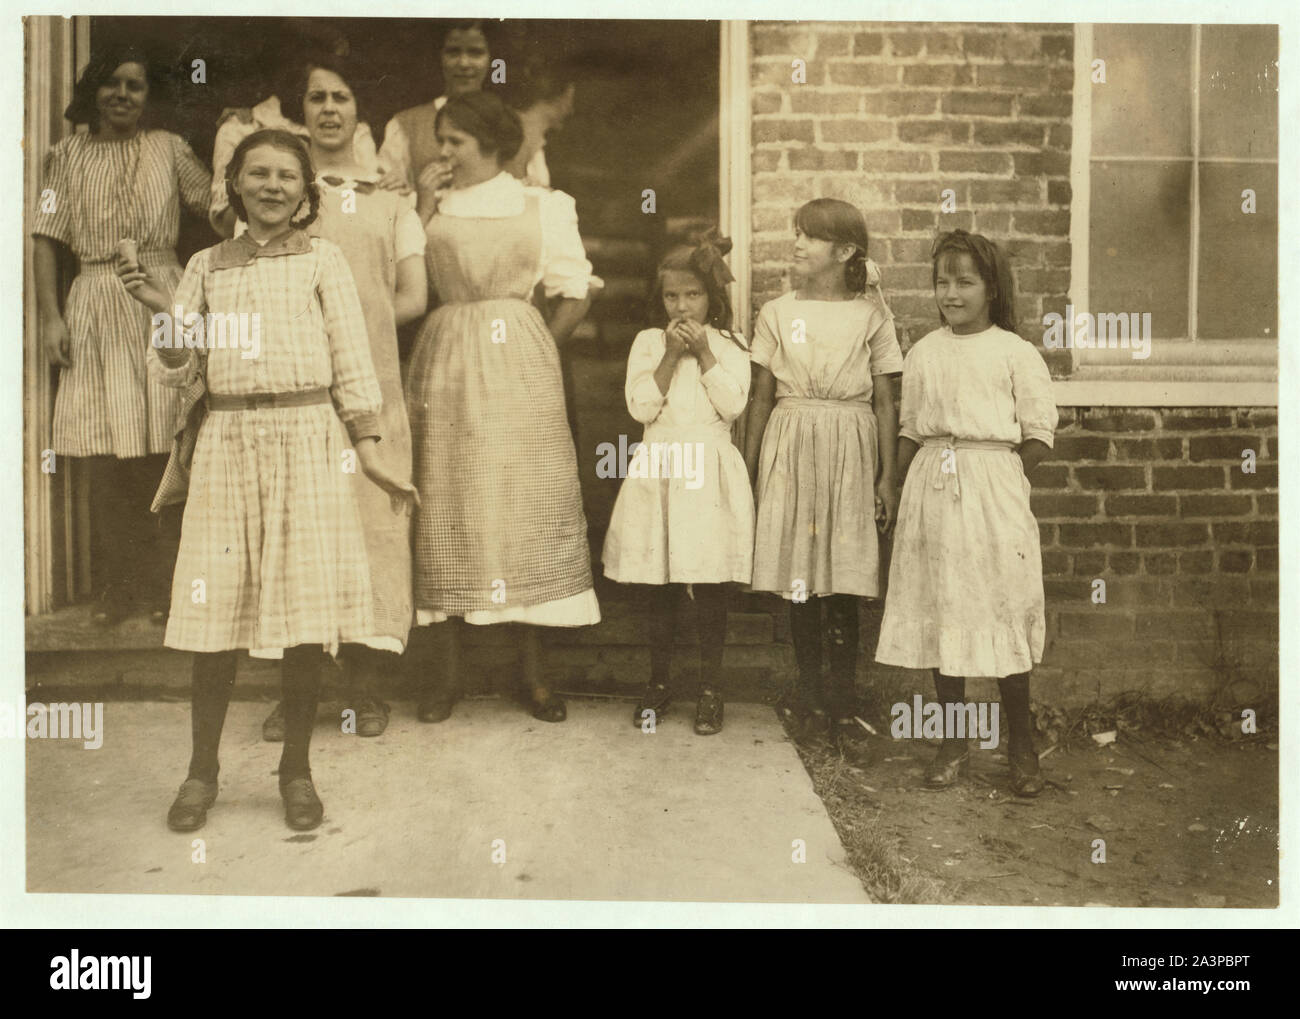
[32,45,212,625]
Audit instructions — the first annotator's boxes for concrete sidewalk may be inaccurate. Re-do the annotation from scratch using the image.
[26,697,870,904]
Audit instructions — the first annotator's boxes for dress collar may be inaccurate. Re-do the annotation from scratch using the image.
[209,229,313,270]
[436,170,525,219]
[317,171,380,192]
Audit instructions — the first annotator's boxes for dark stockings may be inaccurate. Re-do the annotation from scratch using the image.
[647,584,728,694]
[279,645,325,782]
[790,595,860,715]
[998,671,1036,758]
[186,651,237,783]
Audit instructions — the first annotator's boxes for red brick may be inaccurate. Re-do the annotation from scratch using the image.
[901,65,974,87]
[898,119,972,145]
[1104,494,1177,517]
[863,91,938,117]
[1250,576,1278,602]
[1212,521,1279,546]
[1071,551,1106,575]
[753,207,790,232]
[1153,465,1225,491]
[1041,546,1070,575]
[1045,435,1108,460]
[1169,577,1250,608]
[902,209,938,231]
[1142,552,1176,575]
[961,33,1001,59]
[852,32,885,56]
[1238,409,1277,427]
[1097,579,1172,608]
[861,150,934,173]
[1059,523,1133,548]
[1228,463,1277,490]
[789,91,860,115]
[1016,267,1071,293]
[1255,492,1277,516]
[788,149,859,171]
[813,32,852,58]
[1106,552,1140,574]
[1217,612,1280,639]
[1178,551,1214,574]
[1111,437,1183,460]
[1057,613,1134,639]
[1179,494,1253,517]
[1135,612,1205,640]
[752,28,811,58]
[1257,547,1278,571]
[1012,151,1070,176]
[1047,180,1072,206]
[753,119,815,144]
[1041,33,1074,60]
[1043,577,1083,600]
[752,92,783,116]
[938,150,1015,175]
[895,180,961,204]
[1020,94,1072,118]
[888,264,939,291]
[753,60,825,88]
[1081,408,1159,432]
[829,62,900,87]
[1218,550,1254,573]
[1135,522,1210,547]
[1030,492,1098,518]
[977,211,1013,235]
[1039,522,1057,547]
[970,179,1044,205]
[1075,466,1146,491]
[976,65,1054,91]
[943,92,1015,117]
[974,121,1047,147]
[1189,435,1263,461]
[1033,466,1069,487]
[1160,408,1237,430]
[1012,210,1070,235]
[887,32,927,57]
[752,150,782,172]
[1048,123,1072,149]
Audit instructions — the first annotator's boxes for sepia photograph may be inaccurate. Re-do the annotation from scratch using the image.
[10,3,1286,923]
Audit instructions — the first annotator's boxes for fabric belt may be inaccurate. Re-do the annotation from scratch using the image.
[920,435,1018,500]
[778,397,872,411]
[207,388,331,411]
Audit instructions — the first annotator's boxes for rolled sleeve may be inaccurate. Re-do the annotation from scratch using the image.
[898,346,922,445]
[173,134,213,219]
[538,189,594,300]
[700,337,751,423]
[866,308,904,376]
[749,302,779,370]
[1011,343,1058,448]
[150,250,206,384]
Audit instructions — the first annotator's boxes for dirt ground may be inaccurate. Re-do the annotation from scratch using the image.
[794,725,1279,907]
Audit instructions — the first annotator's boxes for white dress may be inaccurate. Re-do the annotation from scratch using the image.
[875,324,1058,677]
[602,327,754,585]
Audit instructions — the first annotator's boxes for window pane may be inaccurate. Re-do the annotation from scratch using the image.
[1198,163,1277,339]
[1092,24,1192,158]
[1090,161,1190,338]
[1199,25,1279,159]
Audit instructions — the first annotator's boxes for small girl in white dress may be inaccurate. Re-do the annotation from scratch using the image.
[875,229,1058,797]
[602,231,752,735]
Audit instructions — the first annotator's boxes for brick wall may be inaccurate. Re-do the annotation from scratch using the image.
[749,20,1073,365]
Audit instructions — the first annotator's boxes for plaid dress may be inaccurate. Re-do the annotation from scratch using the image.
[407,174,598,625]
[32,130,211,457]
[152,232,383,656]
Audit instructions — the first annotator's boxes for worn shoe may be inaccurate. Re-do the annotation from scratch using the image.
[632,682,672,729]
[527,688,567,723]
[1008,748,1045,797]
[417,676,457,723]
[261,701,286,742]
[280,776,324,831]
[924,739,973,788]
[90,589,131,628]
[693,689,724,736]
[166,778,218,832]
[354,697,390,737]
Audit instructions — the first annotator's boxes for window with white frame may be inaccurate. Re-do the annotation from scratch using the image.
[1069,23,1277,399]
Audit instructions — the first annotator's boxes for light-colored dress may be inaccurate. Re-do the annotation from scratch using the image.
[750,290,903,599]
[602,327,754,584]
[875,324,1058,678]
[152,232,383,657]
[407,171,599,626]
[309,175,426,653]
[33,130,211,457]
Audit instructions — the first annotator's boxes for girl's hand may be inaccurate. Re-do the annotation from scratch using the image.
[664,319,689,360]
[678,319,709,357]
[875,476,899,535]
[43,314,71,367]
[116,261,170,313]
[376,163,414,195]
[417,159,454,196]
[355,439,421,514]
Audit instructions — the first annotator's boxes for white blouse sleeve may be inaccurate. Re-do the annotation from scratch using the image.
[537,188,595,300]
[898,343,924,446]
[394,206,426,262]
[700,332,751,423]
[625,329,668,425]
[1010,340,1058,447]
[377,117,411,189]
[149,250,206,386]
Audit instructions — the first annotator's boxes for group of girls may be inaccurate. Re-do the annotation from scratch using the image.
[34,20,1057,837]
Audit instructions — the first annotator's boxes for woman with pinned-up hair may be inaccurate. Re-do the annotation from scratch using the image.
[405,91,600,726]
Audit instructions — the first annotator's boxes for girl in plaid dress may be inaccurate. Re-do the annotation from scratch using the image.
[32,46,211,624]
[406,92,599,725]
[120,129,417,833]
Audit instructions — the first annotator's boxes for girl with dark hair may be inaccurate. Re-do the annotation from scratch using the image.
[377,21,548,215]
[257,58,429,742]
[406,91,600,725]
[118,128,417,833]
[875,229,1057,797]
[744,198,903,734]
[32,46,210,625]
[602,230,753,735]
